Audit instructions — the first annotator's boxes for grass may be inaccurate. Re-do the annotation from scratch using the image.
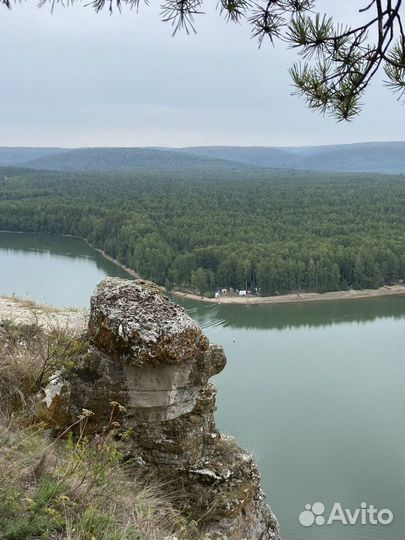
[0,320,191,540]
[3,294,85,314]
[0,320,89,416]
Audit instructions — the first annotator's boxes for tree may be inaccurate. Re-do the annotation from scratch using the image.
[191,267,210,295]
[3,1,403,120]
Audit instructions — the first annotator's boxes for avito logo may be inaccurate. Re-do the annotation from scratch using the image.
[299,501,393,527]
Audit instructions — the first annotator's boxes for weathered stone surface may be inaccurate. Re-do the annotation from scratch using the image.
[191,439,280,540]
[36,348,129,431]
[38,277,281,539]
[88,277,209,366]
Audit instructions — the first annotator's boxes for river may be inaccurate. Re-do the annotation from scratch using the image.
[0,231,404,540]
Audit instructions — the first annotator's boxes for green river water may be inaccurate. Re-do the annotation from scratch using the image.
[1,231,404,540]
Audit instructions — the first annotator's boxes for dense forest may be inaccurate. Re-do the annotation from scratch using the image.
[1,142,404,174]
[0,165,404,296]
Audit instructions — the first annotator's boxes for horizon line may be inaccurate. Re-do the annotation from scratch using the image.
[0,139,404,150]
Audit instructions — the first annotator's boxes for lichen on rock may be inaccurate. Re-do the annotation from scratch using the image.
[38,277,280,540]
[89,278,209,366]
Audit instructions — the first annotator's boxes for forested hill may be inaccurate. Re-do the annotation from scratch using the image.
[0,147,69,166]
[178,141,405,174]
[5,147,251,173]
[0,166,403,296]
[0,141,403,174]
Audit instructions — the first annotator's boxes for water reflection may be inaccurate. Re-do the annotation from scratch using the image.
[0,231,131,307]
[176,295,405,331]
[0,231,130,276]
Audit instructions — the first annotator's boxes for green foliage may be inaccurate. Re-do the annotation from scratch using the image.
[71,507,141,540]
[0,478,20,529]
[384,40,405,97]
[0,165,404,296]
[1,476,66,540]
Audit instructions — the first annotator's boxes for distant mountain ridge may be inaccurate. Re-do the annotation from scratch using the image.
[0,141,403,174]
[12,147,250,173]
[0,147,70,166]
[178,141,404,174]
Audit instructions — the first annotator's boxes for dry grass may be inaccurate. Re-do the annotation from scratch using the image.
[0,320,88,417]
[0,321,44,415]
[3,295,58,313]
[0,320,190,540]
[3,295,84,314]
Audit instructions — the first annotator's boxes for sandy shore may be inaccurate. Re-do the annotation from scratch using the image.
[172,284,405,305]
[82,238,140,279]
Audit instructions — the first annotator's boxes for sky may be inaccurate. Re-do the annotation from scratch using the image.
[0,1,403,148]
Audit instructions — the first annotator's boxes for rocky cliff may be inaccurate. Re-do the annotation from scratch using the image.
[38,277,280,540]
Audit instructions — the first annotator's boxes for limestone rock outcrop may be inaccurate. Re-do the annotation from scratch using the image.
[38,277,280,540]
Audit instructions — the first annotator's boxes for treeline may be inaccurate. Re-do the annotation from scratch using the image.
[0,166,403,295]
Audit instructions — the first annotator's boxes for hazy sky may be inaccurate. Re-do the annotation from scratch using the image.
[0,1,403,147]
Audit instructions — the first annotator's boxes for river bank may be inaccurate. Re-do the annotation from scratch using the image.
[173,284,405,305]
[81,238,140,279]
[2,230,404,306]
[80,239,405,306]
[75,237,405,306]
